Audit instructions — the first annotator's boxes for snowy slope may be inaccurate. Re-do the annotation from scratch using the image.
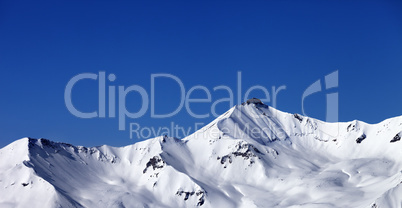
[0,102,401,208]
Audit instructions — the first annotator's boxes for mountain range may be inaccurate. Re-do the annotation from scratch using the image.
[1,101,401,208]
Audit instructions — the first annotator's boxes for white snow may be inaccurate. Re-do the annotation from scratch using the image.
[0,102,401,207]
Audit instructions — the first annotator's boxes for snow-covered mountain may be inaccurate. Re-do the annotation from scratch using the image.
[1,101,401,208]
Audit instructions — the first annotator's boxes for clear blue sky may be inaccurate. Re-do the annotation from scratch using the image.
[1,0,401,148]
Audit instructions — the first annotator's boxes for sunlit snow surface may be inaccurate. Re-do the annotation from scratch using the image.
[1,103,401,208]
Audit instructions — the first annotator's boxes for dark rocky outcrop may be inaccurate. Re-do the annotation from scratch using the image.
[143,156,165,174]
[176,189,206,206]
[390,133,401,143]
[294,114,303,123]
[356,134,366,144]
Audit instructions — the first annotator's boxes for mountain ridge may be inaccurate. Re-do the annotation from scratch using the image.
[1,103,401,208]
